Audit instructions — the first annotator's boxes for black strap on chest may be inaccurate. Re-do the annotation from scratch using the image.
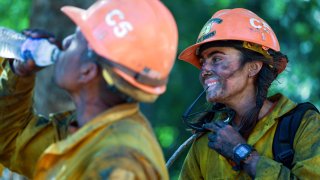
[272,102,319,169]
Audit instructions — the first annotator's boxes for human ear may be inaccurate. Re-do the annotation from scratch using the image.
[248,61,263,77]
[79,62,98,83]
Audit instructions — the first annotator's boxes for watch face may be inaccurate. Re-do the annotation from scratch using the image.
[237,146,250,158]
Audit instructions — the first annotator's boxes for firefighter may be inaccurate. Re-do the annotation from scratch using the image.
[0,0,177,179]
[178,8,320,179]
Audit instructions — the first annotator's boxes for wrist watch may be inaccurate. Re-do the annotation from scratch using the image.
[233,143,254,166]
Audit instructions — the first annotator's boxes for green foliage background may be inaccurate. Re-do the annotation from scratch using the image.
[1,0,319,179]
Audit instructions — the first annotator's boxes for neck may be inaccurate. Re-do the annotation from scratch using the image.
[231,101,256,126]
[70,86,125,128]
[74,99,111,127]
[221,81,258,126]
[225,91,256,125]
[227,94,273,126]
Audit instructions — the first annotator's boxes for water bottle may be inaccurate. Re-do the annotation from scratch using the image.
[21,38,60,66]
[0,26,60,66]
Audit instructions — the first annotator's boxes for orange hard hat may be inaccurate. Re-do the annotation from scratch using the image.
[61,0,178,95]
[179,8,287,74]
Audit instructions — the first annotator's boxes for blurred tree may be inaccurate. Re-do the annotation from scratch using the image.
[0,0,30,30]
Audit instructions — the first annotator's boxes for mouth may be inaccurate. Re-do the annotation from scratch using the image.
[204,79,218,88]
[207,81,217,87]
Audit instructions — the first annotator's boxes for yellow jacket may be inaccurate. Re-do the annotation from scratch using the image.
[0,164,3,176]
[179,94,320,179]
[0,57,168,180]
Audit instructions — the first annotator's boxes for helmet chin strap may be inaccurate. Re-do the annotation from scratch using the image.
[102,69,114,86]
[182,87,208,123]
[102,68,134,103]
[167,87,235,169]
[182,86,235,132]
[84,46,132,102]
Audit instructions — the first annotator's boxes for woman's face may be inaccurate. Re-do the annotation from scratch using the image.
[199,46,252,105]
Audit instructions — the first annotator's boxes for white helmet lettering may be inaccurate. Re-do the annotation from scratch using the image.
[250,18,271,32]
[105,9,124,26]
[105,9,133,38]
[250,18,262,29]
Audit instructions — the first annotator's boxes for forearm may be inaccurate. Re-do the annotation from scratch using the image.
[0,58,35,164]
[242,151,260,178]
[243,153,315,179]
[0,58,35,105]
[254,156,294,179]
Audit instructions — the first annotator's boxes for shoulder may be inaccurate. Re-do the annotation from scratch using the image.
[189,132,211,157]
[296,108,320,137]
[293,105,320,156]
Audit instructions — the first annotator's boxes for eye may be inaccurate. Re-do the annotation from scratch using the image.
[211,56,223,63]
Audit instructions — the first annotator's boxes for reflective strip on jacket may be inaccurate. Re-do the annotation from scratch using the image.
[179,93,320,179]
[0,57,169,180]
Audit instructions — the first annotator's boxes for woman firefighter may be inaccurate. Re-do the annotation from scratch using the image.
[178,8,320,179]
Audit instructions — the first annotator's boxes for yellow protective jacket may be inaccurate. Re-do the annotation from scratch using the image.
[0,164,3,176]
[179,93,320,179]
[0,57,168,180]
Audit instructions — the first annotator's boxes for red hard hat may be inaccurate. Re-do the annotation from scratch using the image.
[179,8,287,74]
[61,0,178,95]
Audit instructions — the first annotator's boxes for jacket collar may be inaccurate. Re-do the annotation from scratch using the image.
[47,103,140,154]
[267,93,297,119]
[247,93,297,145]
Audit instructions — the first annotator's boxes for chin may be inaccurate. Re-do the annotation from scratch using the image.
[206,93,226,104]
[53,76,64,89]
[206,94,218,103]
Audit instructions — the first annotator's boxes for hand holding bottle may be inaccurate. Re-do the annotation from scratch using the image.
[21,29,61,67]
[12,58,40,77]
[21,38,60,66]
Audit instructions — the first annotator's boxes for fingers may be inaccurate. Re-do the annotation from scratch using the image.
[215,121,227,128]
[208,141,216,150]
[22,29,63,50]
[207,130,218,149]
[22,29,55,39]
[203,121,227,132]
[13,59,40,76]
[208,133,223,154]
[202,123,216,132]
[208,132,217,141]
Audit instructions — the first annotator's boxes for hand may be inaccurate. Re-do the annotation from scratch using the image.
[203,121,246,160]
[22,29,62,49]
[12,59,42,76]
[21,29,61,67]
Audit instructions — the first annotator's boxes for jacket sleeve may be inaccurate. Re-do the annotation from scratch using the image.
[255,110,320,179]
[0,58,56,178]
[178,141,203,180]
[82,147,162,180]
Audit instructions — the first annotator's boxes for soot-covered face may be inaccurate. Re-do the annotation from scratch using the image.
[199,46,251,105]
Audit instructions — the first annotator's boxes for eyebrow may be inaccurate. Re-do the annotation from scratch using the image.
[200,50,226,59]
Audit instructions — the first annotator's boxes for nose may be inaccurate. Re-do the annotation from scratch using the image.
[200,69,213,78]
[62,34,74,50]
[200,59,213,78]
